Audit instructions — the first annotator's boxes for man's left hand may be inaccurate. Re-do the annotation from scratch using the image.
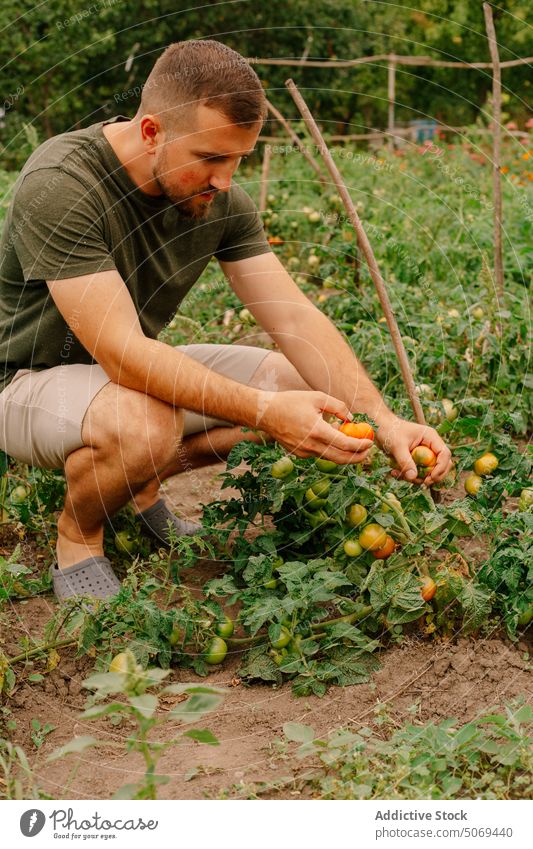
[375,415,453,485]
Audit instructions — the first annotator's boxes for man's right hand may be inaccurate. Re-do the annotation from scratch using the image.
[258,390,373,464]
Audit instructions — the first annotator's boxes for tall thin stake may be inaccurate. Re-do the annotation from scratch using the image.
[258,143,272,213]
[266,99,327,186]
[286,78,426,425]
[387,56,397,153]
[483,2,504,305]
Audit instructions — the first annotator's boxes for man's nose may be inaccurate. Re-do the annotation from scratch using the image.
[209,172,232,192]
[209,159,240,192]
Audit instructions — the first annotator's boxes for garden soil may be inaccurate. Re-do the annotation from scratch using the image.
[3,462,531,800]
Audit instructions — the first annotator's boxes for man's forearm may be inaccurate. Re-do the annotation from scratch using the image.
[105,334,263,428]
[273,304,396,424]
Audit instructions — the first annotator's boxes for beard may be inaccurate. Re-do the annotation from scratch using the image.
[152,148,217,219]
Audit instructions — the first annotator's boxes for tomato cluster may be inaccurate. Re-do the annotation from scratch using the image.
[464,451,499,497]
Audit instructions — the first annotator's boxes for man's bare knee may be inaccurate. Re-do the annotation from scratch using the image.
[80,382,183,473]
[249,352,309,392]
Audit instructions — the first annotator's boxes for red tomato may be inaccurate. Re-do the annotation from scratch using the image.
[372,535,396,559]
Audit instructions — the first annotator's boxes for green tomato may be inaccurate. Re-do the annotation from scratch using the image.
[270,625,291,650]
[518,488,533,511]
[109,650,139,675]
[343,539,363,558]
[347,503,368,527]
[464,473,482,497]
[169,627,184,647]
[204,637,228,665]
[517,606,533,627]
[304,487,328,510]
[306,508,330,528]
[215,615,234,638]
[10,485,29,504]
[114,530,139,555]
[270,457,295,479]
[311,477,331,498]
[441,398,458,422]
[315,458,338,474]
[264,578,278,590]
[272,556,284,572]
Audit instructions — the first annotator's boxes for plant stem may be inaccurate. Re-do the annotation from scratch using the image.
[8,637,77,666]
[310,605,374,631]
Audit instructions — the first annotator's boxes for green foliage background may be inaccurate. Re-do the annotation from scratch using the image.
[0,0,531,170]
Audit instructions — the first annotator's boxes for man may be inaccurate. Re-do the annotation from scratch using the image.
[0,40,451,601]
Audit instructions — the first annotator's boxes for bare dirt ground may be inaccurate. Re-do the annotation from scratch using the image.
[2,463,532,800]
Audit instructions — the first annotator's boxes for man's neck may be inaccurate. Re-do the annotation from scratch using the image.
[102,120,163,196]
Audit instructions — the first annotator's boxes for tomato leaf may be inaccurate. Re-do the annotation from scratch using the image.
[283,722,315,743]
[183,729,219,745]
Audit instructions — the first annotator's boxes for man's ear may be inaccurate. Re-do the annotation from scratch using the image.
[140,114,163,152]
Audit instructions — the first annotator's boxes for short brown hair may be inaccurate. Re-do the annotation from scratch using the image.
[139,39,266,133]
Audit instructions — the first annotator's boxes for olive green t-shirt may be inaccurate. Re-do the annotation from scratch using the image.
[0,115,271,392]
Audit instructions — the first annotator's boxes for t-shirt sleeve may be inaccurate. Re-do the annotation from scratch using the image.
[10,168,117,281]
[213,182,272,262]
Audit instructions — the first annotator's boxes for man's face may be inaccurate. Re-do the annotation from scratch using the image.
[151,104,261,218]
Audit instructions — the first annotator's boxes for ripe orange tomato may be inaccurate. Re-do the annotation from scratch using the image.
[358,523,388,551]
[411,446,437,468]
[420,577,437,602]
[372,535,396,559]
[340,421,374,441]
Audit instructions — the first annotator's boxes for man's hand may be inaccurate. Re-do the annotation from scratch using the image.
[375,414,453,484]
[259,390,373,464]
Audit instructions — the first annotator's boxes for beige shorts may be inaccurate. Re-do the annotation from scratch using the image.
[0,343,271,469]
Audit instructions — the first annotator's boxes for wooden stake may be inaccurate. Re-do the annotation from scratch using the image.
[266,99,327,186]
[387,56,397,153]
[258,143,271,213]
[483,2,504,305]
[285,78,426,425]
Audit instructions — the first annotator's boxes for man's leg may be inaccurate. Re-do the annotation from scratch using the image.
[58,350,307,568]
[57,382,183,569]
[131,351,310,511]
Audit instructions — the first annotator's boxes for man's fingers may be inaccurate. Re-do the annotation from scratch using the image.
[315,393,352,424]
[426,447,453,482]
[390,448,418,482]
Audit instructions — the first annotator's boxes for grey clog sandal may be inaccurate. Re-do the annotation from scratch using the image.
[50,556,122,601]
[135,498,202,547]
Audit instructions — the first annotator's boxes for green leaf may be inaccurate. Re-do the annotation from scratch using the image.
[460,583,493,633]
[238,645,282,685]
[183,728,219,745]
[283,722,315,743]
[47,735,99,762]
[129,693,159,718]
[169,691,223,722]
[81,702,128,720]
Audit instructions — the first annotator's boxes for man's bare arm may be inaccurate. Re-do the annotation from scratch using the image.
[46,269,369,463]
[221,251,393,423]
[47,269,262,427]
[221,252,452,482]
